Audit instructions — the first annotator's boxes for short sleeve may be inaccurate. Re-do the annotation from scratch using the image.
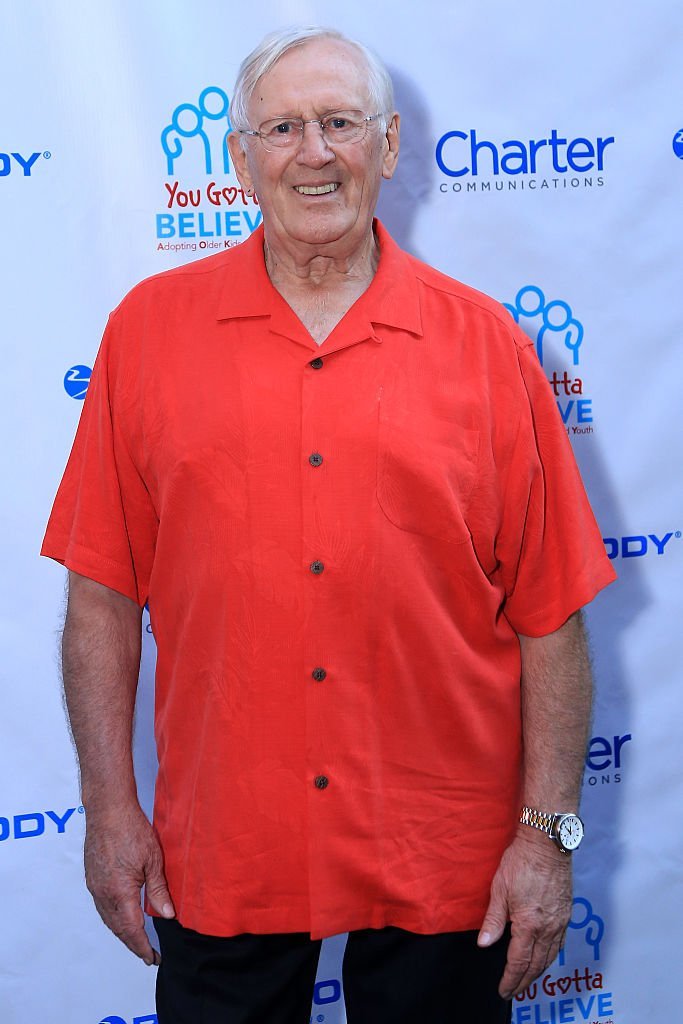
[495,337,616,636]
[41,311,158,605]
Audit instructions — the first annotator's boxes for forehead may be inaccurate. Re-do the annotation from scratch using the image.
[249,38,371,120]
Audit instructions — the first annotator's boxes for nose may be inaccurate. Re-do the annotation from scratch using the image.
[296,120,335,167]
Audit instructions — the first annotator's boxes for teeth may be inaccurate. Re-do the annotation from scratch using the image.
[294,183,339,195]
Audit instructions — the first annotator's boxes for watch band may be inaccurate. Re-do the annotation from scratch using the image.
[519,805,556,834]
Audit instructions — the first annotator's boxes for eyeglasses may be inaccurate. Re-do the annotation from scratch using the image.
[239,110,383,151]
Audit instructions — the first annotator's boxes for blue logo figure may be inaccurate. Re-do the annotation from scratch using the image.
[504,285,584,367]
[99,1017,157,1024]
[161,87,231,175]
[64,365,92,400]
[558,896,604,965]
[673,130,683,159]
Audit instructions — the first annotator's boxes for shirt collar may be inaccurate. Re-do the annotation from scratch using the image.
[215,219,423,339]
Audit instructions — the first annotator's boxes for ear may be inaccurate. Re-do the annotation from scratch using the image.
[228,132,255,194]
[381,113,400,180]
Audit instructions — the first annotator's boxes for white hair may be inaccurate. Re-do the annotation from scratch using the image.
[229,26,395,138]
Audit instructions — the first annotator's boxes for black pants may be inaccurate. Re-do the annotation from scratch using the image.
[154,917,512,1024]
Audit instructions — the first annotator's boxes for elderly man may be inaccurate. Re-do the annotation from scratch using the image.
[42,26,615,1024]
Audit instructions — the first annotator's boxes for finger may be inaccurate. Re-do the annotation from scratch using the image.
[478,888,508,947]
[501,926,565,999]
[96,893,158,967]
[538,932,564,975]
[498,928,534,1000]
[117,917,158,967]
[145,861,175,920]
[505,940,547,1000]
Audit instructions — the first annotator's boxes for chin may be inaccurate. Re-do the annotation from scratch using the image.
[287,212,361,247]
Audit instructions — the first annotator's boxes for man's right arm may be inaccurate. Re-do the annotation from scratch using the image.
[62,570,175,965]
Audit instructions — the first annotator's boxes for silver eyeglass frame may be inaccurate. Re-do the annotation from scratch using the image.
[238,111,384,150]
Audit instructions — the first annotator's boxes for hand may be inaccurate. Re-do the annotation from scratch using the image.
[477,829,572,1000]
[84,801,175,965]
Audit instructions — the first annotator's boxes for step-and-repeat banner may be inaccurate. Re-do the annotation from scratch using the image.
[3,2,681,1021]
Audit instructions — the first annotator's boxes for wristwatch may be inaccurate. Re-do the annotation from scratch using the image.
[519,806,584,854]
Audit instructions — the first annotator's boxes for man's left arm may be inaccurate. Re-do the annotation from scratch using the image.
[477,609,592,999]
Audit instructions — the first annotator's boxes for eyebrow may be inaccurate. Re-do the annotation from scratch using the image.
[259,106,362,120]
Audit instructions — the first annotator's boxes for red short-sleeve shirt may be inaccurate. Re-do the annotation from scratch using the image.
[42,222,615,939]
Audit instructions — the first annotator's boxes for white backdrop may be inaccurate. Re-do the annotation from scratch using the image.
[3,2,682,1022]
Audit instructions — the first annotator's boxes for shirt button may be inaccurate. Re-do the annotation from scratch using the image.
[310,560,324,574]
[314,775,329,790]
[310,357,324,369]
[309,452,323,467]
[312,667,327,682]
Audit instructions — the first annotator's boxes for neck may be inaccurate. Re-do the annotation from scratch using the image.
[263,226,380,294]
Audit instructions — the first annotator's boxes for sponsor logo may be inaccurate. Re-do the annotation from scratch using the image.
[673,130,683,160]
[0,150,51,177]
[64,364,92,399]
[0,806,82,841]
[514,897,614,1023]
[99,1017,156,1024]
[309,978,342,1022]
[584,732,632,787]
[504,286,584,367]
[437,129,613,195]
[156,87,261,253]
[559,898,604,966]
[587,733,631,773]
[603,532,681,560]
[504,286,593,435]
[161,87,231,176]
[314,978,341,1005]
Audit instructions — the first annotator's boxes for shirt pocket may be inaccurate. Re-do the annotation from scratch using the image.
[376,398,480,547]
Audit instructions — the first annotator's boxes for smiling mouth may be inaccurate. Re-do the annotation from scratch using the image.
[293,183,339,195]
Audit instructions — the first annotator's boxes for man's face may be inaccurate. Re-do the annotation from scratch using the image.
[228,38,399,254]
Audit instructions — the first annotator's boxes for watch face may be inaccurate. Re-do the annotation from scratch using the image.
[558,814,584,851]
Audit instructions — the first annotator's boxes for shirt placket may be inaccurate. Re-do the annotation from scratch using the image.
[301,349,335,816]
[299,333,381,934]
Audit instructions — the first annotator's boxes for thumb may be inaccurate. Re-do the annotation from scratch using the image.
[478,887,508,948]
[145,853,175,919]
